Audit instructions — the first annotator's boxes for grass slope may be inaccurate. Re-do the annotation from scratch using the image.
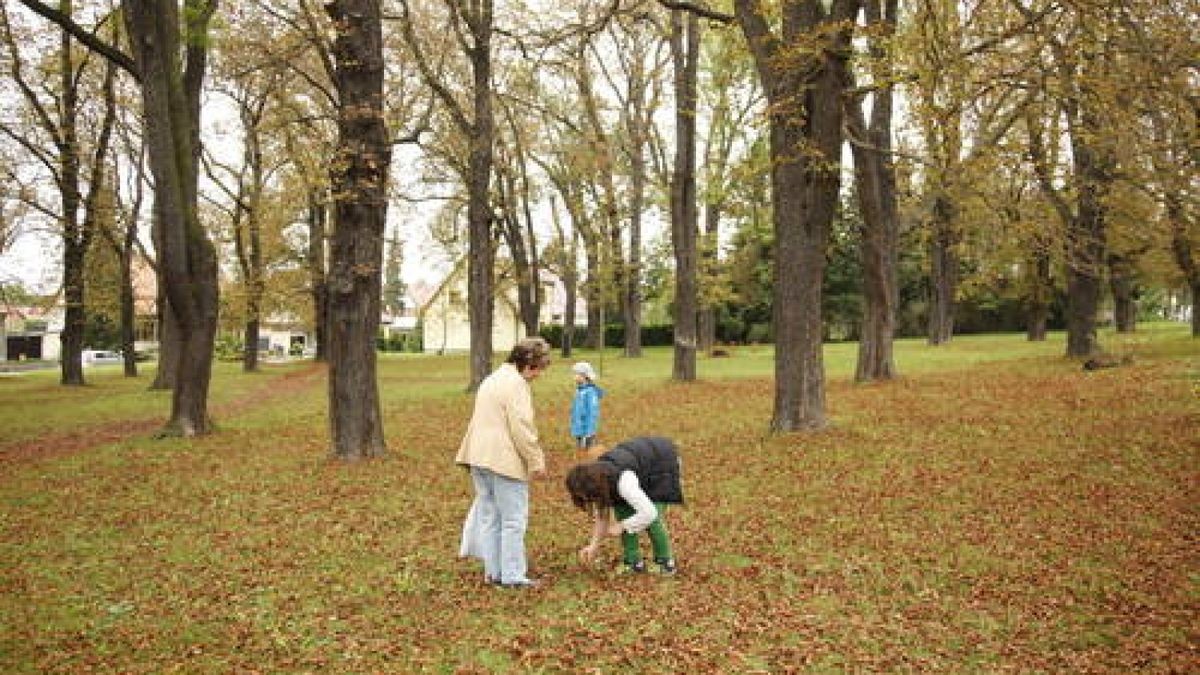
[1,324,1196,672]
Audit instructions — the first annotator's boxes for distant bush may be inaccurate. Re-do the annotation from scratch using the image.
[377,331,423,353]
[214,336,244,361]
[540,324,675,348]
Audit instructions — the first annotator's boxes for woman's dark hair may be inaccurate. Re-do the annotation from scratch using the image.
[506,337,551,371]
[565,463,612,511]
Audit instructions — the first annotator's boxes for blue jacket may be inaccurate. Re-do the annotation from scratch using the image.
[570,382,604,438]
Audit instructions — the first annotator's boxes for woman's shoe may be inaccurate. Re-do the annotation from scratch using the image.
[499,578,540,589]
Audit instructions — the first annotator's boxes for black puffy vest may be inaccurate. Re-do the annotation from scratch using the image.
[598,436,684,506]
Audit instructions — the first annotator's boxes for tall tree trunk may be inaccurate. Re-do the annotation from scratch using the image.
[518,148,541,337]
[927,193,957,345]
[495,161,538,336]
[624,134,646,358]
[584,244,602,349]
[1191,282,1200,338]
[697,201,719,353]
[125,0,220,437]
[548,194,577,358]
[504,208,540,336]
[1063,108,1108,357]
[325,0,390,460]
[150,272,178,390]
[670,10,700,382]
[849,0,898,383]
[464,5,496,392]
[1025,247,1051,341]
[563,221,580,359]
[59,223,86,386]
[1107,254,1136,333]
[495,106,542,338]
[735,0,857,431]
[307,190,329,361]
[1167,197,1200,338]
[236,96,267,372]
[57,8,86,387]
[118,232,137,376]
[147,198,174,390]
[622,35,650,359]
[243,316,261,369]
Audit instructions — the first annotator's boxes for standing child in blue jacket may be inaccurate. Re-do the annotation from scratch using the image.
[570,361,604,451]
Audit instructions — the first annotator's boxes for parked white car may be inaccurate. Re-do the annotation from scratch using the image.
[82,349,123,366]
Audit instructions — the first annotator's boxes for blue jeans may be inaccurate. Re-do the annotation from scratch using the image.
[469,466,531,584]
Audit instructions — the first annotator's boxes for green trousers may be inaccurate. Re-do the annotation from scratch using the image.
[613,502,673,564]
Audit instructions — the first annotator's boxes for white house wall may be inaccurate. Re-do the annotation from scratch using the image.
[421,266,584,355]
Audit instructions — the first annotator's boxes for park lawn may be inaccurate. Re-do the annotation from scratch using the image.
[0,324,1196,672]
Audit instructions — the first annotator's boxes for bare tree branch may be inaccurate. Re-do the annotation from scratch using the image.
[14,0,139,80]
[658,0,734,24]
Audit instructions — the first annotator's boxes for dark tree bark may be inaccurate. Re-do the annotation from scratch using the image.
[57,10,86,387]
[1167,197,1200,337]
[107,126,146,378]
[669,9,700,382]
[324,0,390,460]
[574,42,622,353]
[148,204,178,392]
[623,46,651,359]
[494,137,539,336]
[465,4,497,392]
[1014,3,1113,359]
[515,136,543,337]
[1025,246,1052,341]
[222,90,269,373]
[697,201,719,353]
[1063,107,1109,357]
[399,0,496,391]
[926,193,958,346]
[583,227,603,349]
[1107,254,1137,333]
[307,189,329,361]
[848,0,899,382]
[561,233,579,358]
[124,0,220,436]
[734,0,859,431]
[544,182,583,359]
[149,266,178,390]
[116,217,138,377]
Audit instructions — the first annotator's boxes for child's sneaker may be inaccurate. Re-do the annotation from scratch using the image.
[617,560,647,575]
[653,558,677,575]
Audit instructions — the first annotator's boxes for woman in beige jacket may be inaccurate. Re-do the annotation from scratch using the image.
[456,337,550,588]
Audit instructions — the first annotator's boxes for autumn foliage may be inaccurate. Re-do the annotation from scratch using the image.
[1,325,1196,671]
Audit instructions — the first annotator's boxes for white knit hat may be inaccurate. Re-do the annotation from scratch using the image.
[572,361,597,381]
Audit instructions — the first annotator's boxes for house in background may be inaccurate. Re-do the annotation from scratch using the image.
[420,259,585,354]
[1,258,157,363]
[257,313,315,357]
[381,289,423,341]
[2,303,64,362]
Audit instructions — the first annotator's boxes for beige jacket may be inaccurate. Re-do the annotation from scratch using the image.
[455,363,546,481]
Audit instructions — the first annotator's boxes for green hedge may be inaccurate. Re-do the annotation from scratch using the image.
[540,324,675,348]
[377,332,423,353]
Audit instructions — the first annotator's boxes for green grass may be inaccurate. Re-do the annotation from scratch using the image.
[1,323,1197,672]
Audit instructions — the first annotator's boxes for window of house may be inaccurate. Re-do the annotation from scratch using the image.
[135,317,157,342]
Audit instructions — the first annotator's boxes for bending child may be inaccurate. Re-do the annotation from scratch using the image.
[564,436,683,575]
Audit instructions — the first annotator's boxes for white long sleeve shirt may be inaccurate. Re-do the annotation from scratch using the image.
[616,470,659,533]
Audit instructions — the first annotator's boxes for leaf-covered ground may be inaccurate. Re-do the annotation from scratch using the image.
[1,325,1196,672]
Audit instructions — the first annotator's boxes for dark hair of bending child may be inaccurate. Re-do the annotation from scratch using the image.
[564,436,683,575]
